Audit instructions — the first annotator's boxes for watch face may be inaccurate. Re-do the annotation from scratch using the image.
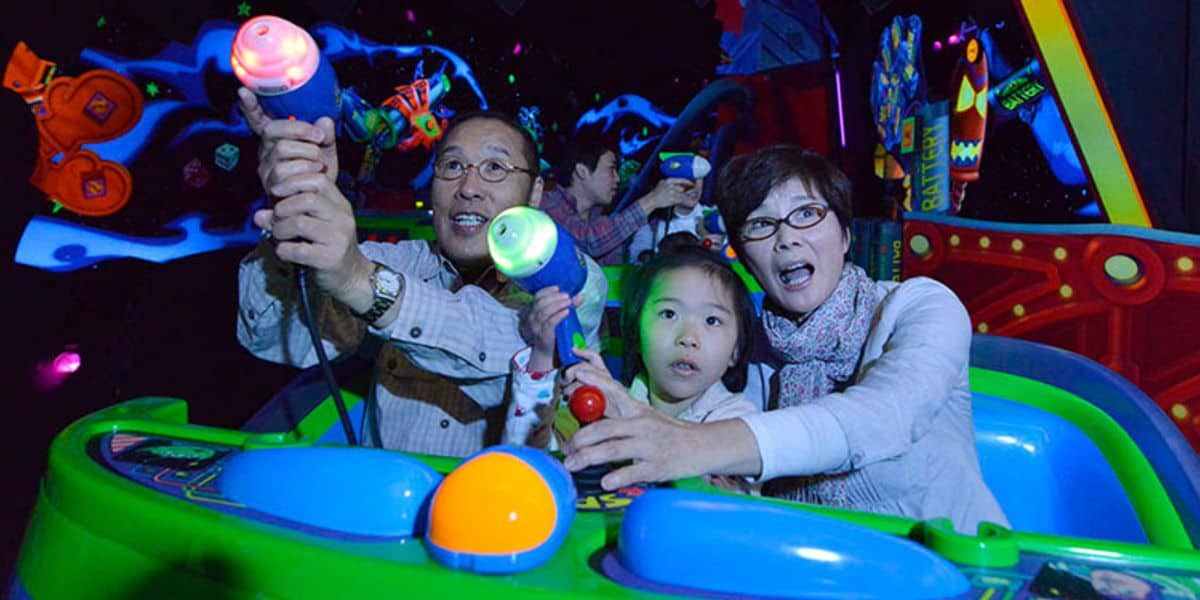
[375,267,402,296]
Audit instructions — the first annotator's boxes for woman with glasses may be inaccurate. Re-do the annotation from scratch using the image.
[563,145,1006,534]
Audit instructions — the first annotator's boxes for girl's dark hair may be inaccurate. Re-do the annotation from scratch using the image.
[656,231,700,255]
[715,145,853,259]
[620,244,756,393]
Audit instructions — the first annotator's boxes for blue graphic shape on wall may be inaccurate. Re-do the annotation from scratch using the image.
[15,211,261,272]
[576,94,677,156]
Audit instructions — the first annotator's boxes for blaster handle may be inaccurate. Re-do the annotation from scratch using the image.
[554,306,587,368]
[702,210,725,236]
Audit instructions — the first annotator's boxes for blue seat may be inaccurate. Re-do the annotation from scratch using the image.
[972,334,1200,548]
[972,391,1146,543]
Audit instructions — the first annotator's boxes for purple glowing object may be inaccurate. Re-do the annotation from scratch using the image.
[835,70,846,148]
[54,352,82,374]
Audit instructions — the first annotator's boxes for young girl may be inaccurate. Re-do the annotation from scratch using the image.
[504,245,758,468]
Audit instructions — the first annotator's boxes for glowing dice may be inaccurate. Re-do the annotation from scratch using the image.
[214,143,240,171]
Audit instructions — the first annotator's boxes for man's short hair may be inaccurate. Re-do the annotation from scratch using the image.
[555,133,613,186]
[437,110,540,174]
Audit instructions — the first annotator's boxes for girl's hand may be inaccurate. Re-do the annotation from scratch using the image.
[521,287,583,372]
[561,348,643,419]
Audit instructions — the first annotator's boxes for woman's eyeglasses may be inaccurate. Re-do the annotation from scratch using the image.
[738,203,830,242]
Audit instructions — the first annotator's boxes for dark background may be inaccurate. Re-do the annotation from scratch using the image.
[3,0,1197,584]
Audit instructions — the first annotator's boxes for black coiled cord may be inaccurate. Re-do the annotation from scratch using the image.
[295,266,358,446]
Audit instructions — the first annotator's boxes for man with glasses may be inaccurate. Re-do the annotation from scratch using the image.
[235,89,606,456]
[542,134,694,265]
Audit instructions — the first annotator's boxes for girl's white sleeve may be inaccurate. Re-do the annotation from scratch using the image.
[503,347,559,447]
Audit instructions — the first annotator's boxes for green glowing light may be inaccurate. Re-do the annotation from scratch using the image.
[1104,254,1142,286]
[236,1,251,17]
[487,206,557,278]
[593,92,601,103]
[997,75,1046,111]
[148,445,215,460]
[955,77,974,113]
[908,234,931,257]
[508,74,515,84]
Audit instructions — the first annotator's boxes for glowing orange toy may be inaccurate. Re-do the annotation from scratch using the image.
[382,77,449,152]
[4,42,142,217]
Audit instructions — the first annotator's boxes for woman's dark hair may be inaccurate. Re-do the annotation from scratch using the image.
[620,243,756,393]
[715,145,853,259]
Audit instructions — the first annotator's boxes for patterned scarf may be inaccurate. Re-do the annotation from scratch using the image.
[761,263,881,506]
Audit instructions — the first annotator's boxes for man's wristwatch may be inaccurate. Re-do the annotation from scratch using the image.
[355,261,403,324]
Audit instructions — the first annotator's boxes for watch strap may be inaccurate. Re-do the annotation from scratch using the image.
[355,262,401,324]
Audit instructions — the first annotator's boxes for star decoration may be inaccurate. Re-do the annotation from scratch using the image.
[145,82,160,98]
[236,1,251,17]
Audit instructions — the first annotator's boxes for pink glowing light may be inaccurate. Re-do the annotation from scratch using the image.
[33,349,82,391]
[54,351,81,374]
[834,70,846,148]
[406,10,415,23]
[512,42,522,55]
[932,40,943,51]
[948,34,960,45]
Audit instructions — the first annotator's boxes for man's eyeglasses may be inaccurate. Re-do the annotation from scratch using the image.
[433,158,534,183]
[739,203,830,242]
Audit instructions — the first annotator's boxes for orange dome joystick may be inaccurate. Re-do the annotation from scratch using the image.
[426,446,576,574]
[569,385,606,425]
